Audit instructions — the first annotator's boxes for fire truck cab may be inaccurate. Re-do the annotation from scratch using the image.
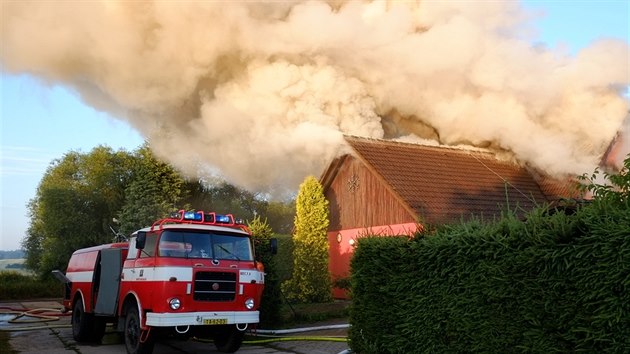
[56,210,274,354]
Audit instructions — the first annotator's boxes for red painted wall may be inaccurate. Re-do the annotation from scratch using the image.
[328,222,420,299]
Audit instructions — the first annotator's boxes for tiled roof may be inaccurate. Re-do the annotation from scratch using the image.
[345,136,552,224]
[528,170,584,201]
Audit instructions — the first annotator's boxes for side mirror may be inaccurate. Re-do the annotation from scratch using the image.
[269,238,278,255]
[136,231,147,250]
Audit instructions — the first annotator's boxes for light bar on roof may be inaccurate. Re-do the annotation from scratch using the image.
[216,214,231,223]
[183,211,202,221]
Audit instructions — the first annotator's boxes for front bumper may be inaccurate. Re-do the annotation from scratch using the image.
[146,311,259,327]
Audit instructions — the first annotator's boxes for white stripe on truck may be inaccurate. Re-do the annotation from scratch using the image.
[69,266,264,284]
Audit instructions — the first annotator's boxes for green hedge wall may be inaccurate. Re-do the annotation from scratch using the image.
[349,201,629,353]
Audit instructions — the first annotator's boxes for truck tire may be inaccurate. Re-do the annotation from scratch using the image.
[214,325,245,353]
[72,299,94,342]
[124,306,154,354]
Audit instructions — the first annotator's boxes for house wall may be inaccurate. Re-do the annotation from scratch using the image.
[325,155,419,299]
[328,223,419,299]
[326,156,416,231]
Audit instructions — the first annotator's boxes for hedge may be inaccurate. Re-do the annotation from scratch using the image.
[349,164,630,353]
[0,271,63,300]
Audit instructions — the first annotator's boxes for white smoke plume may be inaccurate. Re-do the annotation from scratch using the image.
[2,1,628,194]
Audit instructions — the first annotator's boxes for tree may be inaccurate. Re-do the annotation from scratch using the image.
[181,177,295,233]
[201,179,266,220]
[23,147,135,276]
[263,199,296,235]
[117,144,189,235]
[281,176,332,303]
[21,142,296,278]
[249,216,282,326]
[579,154,630,206]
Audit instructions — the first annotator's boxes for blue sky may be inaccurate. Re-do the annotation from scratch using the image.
[1,1,628,251]
[1,78,144,250]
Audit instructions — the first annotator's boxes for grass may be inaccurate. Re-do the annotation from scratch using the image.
[0,260,30,276]
[0,331,18,354]
[278,300,350,327]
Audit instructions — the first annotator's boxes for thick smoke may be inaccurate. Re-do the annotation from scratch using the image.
[2,1,628,193]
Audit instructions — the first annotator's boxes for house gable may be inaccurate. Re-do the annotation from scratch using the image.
[322,154,417,232]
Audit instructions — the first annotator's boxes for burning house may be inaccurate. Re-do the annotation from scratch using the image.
[321,135,586,299]
[2,1,628,300]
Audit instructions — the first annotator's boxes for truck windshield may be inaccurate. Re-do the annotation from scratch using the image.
[158,230,253,261]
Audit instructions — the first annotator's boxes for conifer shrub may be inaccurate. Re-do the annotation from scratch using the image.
[282,176,332,303]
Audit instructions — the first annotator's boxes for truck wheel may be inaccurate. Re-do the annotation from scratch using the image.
[124,306,154,354]
[72,299,94,342]
[214,325,245,353]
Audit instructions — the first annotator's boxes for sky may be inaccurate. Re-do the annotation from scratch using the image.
[1,0,629,251]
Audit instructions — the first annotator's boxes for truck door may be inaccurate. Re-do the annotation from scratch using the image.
[94,248,123,316]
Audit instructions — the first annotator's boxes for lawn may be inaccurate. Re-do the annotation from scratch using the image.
[0,259,30,276]
[278,300,350,327]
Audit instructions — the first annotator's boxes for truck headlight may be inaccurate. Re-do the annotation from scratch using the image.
[169,298,181,310]
[245,298,255,310]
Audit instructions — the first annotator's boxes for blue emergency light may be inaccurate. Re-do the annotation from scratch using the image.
[153,210,245,231]
[183,211,203,221]
[216,214,231,223]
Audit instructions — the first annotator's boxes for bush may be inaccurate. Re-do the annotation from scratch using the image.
[349,157,630,353]
[250,216,282,327]
[280,301,350,325]
[5,263,25,269]
[275,234,294,283]
[0,271,63,300]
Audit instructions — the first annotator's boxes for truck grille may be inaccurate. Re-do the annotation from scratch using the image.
[193,271,236,301]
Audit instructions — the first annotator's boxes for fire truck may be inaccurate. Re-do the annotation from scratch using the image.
[53,210,276,354]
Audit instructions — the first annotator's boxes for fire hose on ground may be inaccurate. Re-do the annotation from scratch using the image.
[241,324,349,344]
[1,306,350,346]
[0,306,71,331]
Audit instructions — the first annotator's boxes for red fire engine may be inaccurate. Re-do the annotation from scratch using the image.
[53,210,276,354]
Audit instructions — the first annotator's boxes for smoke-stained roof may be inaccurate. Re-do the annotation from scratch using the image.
[335,136,571,224]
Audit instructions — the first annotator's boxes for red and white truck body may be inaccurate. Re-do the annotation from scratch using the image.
[56,210,273,354]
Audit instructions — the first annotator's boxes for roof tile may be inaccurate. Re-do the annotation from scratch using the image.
[345,136,554,224]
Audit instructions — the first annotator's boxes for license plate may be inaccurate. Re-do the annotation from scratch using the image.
[203,318,228,325]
